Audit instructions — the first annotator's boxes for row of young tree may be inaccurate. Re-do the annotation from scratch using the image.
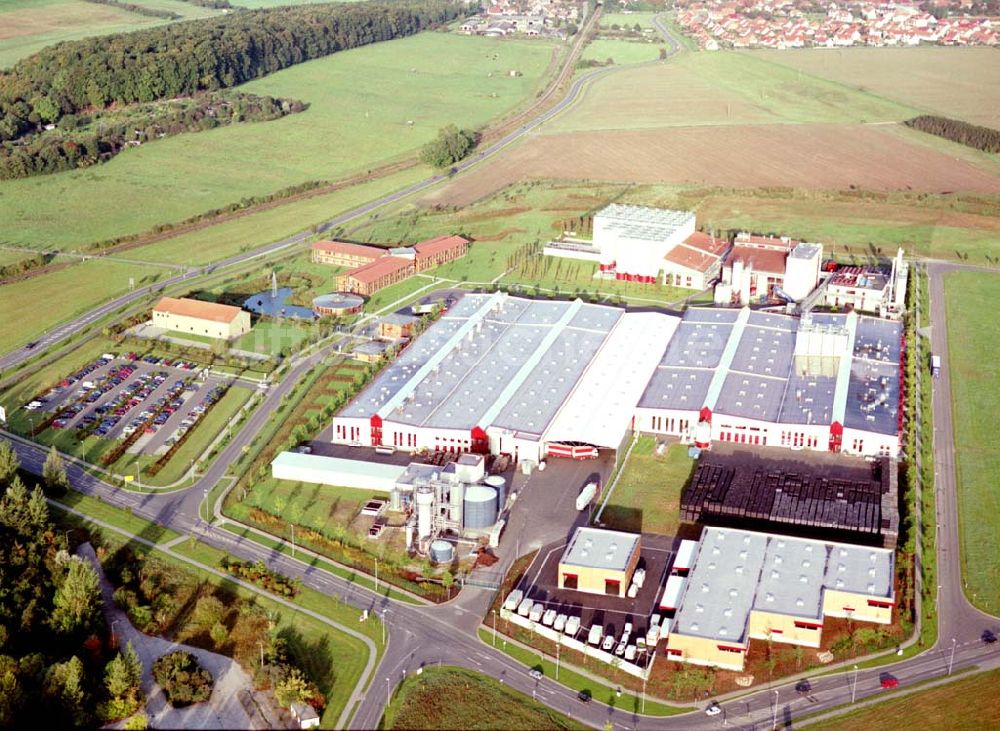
[0,441,146,727]
[0,91,301,180]
[0,1,463,143]
[904,114,1000,154]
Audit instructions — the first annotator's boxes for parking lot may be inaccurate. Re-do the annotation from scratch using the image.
[512,533,675,655]
[25,354,229,457]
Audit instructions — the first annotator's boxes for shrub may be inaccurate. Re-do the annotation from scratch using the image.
[152,651,214,707]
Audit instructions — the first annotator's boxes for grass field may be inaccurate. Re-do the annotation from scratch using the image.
[804,667,1000,730]
[134,165,428,265]
[749,46,1000,128]
[551,50,920,133]
[581,39,662,66]
[0,33,557,253]
[233,320,313,356]
[0,0,159,68]
[598,438,694,536]
[425,179,1000,265]
[599,11,658,29]
[227,477,384,538]
[380,665,585,730]
[943,271,1000,614]
[0,260,165,352]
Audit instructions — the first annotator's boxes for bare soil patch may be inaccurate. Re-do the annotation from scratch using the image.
[427,124,1000,207]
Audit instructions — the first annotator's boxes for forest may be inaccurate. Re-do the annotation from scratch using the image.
[0,0,463,145]
[904,114,1000,154]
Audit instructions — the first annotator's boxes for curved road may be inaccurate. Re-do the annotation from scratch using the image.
[3,13,998,730]
[5,267,999,729]
[0,3,630,373]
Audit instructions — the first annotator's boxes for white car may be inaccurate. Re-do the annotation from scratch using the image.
[705,702,722,717]
[634,568,646,588]
[553,614,567,633]
[602,635,615,652]
[542,609,557,626]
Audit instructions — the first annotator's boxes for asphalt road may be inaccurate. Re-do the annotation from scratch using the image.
[3,12,999,729]
[0,2,620,373]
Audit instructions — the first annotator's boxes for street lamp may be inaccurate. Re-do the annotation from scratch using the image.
[381,609,388,646]
[851,664,859,703]
[771,689,778,731]
[111,620,120,647]
[492,609,497,647]
[385,677,391,709]
[948,637,957,675]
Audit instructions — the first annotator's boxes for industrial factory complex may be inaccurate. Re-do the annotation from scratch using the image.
[258,202,915,685]
[327,292,904,462]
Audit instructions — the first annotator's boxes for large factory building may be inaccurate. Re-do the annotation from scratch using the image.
[664,526,895,671]
[330,293,903,461]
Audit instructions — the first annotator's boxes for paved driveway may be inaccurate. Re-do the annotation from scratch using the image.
[79,543,274,729]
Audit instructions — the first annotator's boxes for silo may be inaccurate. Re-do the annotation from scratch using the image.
[449,480,465,524]
[484,474,506,511]
[429,539,454,564]
[416,486,434,539]
[463,484,498,529]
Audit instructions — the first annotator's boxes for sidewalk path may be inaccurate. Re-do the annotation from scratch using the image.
[79,543,271,729]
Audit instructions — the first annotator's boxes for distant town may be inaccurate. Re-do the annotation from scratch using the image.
[675,0,997,48]
[458,0,585,37]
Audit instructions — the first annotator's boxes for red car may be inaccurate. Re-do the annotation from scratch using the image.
[880,676,899,689]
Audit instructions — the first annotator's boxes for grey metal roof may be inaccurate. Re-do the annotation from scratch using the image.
[789,243,822,260]
[747,311,800,329]
[715,372,786,421]
[777,371,837,425]
[853,317,902,364]
[844,359,900,435]
[560,527,640,572]
[682,307,741,324]
[673,527,895,644]
[728,325,796,377]
[596,204,695,242]
[673,528,767,643]
[659,321,733,368]
[638,367,714,410]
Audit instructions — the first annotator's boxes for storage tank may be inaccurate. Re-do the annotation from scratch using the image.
[429,539,454,564]
[416,486,434,539]
[484,475,506,511]
[694,421,712,449]
[463,484,498,529]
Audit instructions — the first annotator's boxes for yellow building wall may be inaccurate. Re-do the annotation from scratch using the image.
[665,633,746,671]
[748,610,823,648]
[822,589,894,625]
[557,563,630,598]
[153,311,250,340]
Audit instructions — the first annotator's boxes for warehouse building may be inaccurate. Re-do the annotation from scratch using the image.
[635,308,904,459]
[331,294,903,461]
[151,297,251,340]
[665,526,895,671]
[270,452,405,491]
[544,205,728,289]
[330,292,679,464]
[558,527,641,598]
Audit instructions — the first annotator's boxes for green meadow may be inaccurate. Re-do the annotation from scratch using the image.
[0,33,556,253]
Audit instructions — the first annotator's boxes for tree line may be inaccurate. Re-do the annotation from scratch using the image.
[83,0,181,21]
[0,1,464,143]
[904,115,1000,154]
[0,91,302,180]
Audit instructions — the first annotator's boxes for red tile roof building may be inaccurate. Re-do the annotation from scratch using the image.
[337,257,415,297]
[311,240,386,268]
[413,235,470,272]
[152,297,251,340]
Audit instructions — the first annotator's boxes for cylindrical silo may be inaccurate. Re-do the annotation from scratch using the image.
[484,475,506,512]
[416,486,434,539]
[463,484,498,530]
[449,481,465,524]
[429,539,454,564]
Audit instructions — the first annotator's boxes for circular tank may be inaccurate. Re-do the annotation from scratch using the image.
[484,475,506,511]
[429,539,454,564]
[463,485,498,529]
[416,486,435,539]
[312,292,364,317]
